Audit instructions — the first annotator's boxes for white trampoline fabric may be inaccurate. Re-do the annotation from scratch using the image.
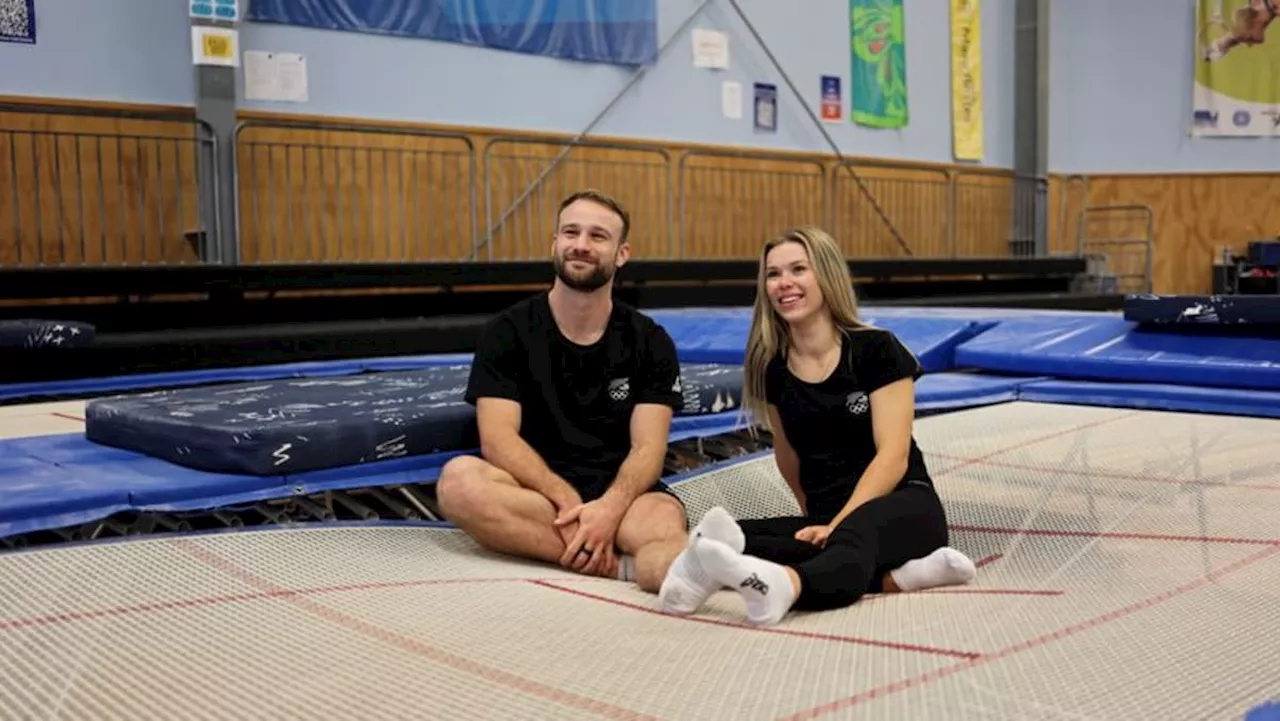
[0,401,1277,720]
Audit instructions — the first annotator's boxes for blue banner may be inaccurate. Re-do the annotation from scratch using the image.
[245,0,658,66]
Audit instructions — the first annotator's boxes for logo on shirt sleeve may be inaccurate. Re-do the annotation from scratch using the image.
[609,377,631,402]
[845,391,869,415]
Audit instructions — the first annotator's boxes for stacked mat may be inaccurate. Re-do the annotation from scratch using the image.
[85,363,746,476]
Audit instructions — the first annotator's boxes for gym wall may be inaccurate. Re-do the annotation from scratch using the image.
[1,0,1276,293]
[1048,0,1280,294]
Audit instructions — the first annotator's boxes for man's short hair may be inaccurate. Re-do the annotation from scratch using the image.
[558,189,630,244]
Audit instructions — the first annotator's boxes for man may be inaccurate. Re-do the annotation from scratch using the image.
[1204,0,1276,61]
[436,189,695,597]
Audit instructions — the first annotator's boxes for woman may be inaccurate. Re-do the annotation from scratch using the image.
[659,226,975,626]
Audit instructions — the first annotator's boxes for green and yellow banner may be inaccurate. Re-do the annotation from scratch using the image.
[1193,0,1280,136]
[950,0,984,160]
[850,0,908,129]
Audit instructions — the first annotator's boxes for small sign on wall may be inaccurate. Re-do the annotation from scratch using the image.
[821,75,843,122]
[190,0,239,21]
[0,0,37,45]
[754,82,777,133]
[192,26,239,66]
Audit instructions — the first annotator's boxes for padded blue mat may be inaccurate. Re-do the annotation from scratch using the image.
[648,307,997,372]
[85,362,746,476]
[1125,294,1280,326]
[0,369,1039,539]
[0,319,96,349]
[0,353,476,403]
[1017,379,1280,420]
[953,315,1280,390]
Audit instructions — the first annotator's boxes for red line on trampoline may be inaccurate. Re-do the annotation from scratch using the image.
[0,577,555,632]
[928,451,1280,492]
[932,411,1142,479]
[529,579,983,661]
[778,543,1280,720]
[951,523,1280,547]
[50,412,84,423]
[974,553,1003,568]
[166,544,660,721]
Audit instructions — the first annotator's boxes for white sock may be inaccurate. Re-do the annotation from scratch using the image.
[694,537,797,626]
[888,547,977,592]
[658,507,745,615]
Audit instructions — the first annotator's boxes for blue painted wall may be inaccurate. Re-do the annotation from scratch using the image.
[0,0,1014,168]
[234,0,1017,168]
[0,0,193,106]
[1048,0,1280,174]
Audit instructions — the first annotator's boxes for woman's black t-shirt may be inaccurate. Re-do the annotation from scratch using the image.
[765,326,933,523]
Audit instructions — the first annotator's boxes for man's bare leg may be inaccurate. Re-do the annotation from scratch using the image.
[435,455,576,566]
[614,492,689,592]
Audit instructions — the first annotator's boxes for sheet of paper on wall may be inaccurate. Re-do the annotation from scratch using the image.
[244,51,309,102]
[721,81,743,120]
[192,26,238,66]
[692,28,729,69]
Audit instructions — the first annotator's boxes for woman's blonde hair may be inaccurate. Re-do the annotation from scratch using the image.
[742,226,867,431]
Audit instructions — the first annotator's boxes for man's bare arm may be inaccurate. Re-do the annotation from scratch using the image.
[475,397,581,510]
[601,402,673,509]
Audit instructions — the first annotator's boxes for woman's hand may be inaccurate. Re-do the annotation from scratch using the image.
[794,525,831,547]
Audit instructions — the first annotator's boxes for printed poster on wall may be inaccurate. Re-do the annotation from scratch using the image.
[950,0,984,160]
[1192,0,1280,136]
[850,0,908,129]
[821,75,843,122]
[0,0,36,44]
[754,82,778,132]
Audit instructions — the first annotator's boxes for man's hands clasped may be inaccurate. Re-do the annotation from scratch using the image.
[554,495,628,579]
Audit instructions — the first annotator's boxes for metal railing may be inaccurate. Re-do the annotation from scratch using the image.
[828,161,948,257]
[481,136,671,260]
[677,148,827,259]
[2,104,1165,279]
[232,119,477,264]
[0,103,219,268]
[1076,204,1154,294]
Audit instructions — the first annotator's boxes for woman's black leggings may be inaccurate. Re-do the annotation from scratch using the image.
[737,482,949,611]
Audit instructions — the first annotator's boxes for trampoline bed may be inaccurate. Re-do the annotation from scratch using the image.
[1,401,1276,720]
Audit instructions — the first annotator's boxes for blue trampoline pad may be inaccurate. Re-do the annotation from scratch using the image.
[953,315,1280,391]
[1017,379,1280,420]
[1246,701,1280,721]
[0,352,477,403]
[647,307,995,372]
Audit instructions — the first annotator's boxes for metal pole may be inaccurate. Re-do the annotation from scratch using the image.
[191,4,240,265]
[471,0,718,259]
[724,0,912,256]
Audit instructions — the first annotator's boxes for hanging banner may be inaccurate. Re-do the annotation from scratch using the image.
[245,0,658,67]
[1192,0,1280,136]
[950,0,984,160]
[850,0,908,129]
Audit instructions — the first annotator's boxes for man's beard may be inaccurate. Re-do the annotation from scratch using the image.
[554,253,612,292]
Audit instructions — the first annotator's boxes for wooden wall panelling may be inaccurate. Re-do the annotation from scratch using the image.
[0,104,205,268]
[1081,173,1280,294]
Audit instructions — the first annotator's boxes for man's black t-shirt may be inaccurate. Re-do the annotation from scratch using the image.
[464,292,684,495]
[765,326,932,524]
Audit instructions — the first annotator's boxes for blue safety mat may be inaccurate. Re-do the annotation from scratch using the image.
[1124,294,1280,326]
[953,315,1280,391]
[0,353,477,403]
[914,372,1047,411]
[648,307,997,372]
[1017,379,1280,420]
[1246,701,1280,721]
[0,319,96,349]
[84,362,745,476]
[0,369,1040,539]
